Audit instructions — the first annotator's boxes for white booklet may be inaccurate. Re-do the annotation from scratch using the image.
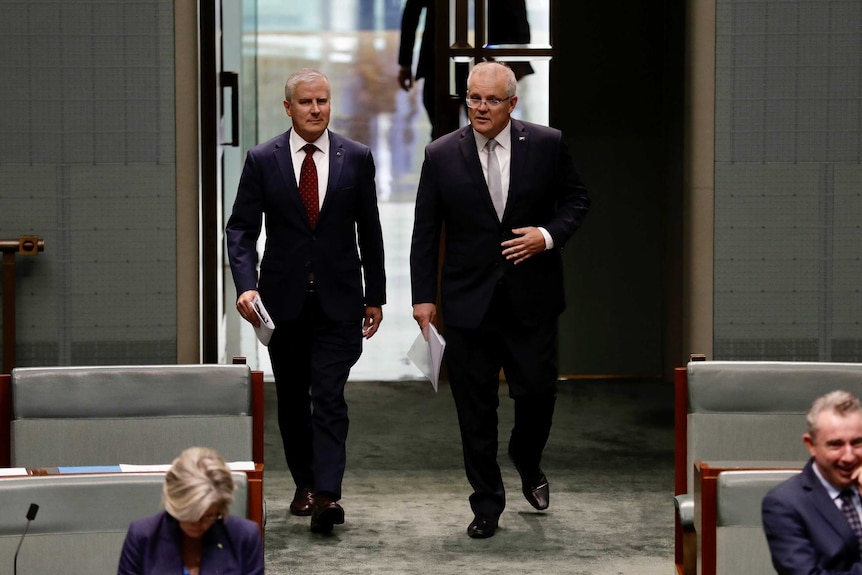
[407,323,446,392]
[252,295,275,346]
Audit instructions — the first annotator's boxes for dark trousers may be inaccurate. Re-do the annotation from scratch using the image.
[268,290,362,500]
[445,285,558,519]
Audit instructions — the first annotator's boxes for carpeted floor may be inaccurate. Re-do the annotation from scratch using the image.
[262,378,675,574]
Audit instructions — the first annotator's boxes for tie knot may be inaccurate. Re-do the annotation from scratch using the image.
[302,143,317,156]
[841,489,857,503]
[486,138,498,152]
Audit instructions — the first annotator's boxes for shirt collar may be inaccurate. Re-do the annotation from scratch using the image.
[473,121,512,151]
[812,461,845,501]
[290,129,330,156]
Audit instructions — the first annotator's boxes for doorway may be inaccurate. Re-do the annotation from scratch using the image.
[220,0,552,381]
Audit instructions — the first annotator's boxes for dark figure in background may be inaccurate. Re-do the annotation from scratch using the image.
[410,61,590,538]
[397,0,533,140]
[226,68,386,535]
[762,390,862,574]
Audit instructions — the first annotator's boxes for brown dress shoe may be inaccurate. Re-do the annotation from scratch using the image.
[310,493,345,534]
[289,487,314,516]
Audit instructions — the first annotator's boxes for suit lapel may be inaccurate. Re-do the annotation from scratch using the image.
[507,119,529,220]
[802,462,858,548]
[323,134,345,222]
[273,130,310,224]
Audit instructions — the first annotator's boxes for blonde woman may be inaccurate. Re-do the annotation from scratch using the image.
[117,447,264,575]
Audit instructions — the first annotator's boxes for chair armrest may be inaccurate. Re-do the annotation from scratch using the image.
[674,493,695,531]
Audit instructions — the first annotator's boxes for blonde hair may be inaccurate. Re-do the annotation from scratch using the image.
[162,447,234,522]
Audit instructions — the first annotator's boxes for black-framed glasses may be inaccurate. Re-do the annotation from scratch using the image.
[465,96,512,109]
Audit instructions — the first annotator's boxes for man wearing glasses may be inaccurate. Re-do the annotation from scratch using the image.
[410,61,591,538]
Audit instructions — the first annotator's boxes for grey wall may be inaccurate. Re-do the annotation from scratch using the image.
[712,0,862,362]
[0,0,178,366]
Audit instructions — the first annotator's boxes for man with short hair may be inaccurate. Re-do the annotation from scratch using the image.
[226,68,386,535]
[762,390,862,573]
[410,61,590,538]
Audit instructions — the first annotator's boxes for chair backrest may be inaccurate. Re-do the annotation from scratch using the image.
[682,360,862,493]
[9,364,253,468]
[0,472,248,575]
[715,469,800,575]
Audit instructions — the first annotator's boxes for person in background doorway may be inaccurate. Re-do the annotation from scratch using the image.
[397,0,534,140]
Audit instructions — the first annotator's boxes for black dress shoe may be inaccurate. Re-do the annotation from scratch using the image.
[521,473,550,510]
[310,494,345,534]
[509,450,550,510]
[289,487,314,516]
[467,516,498,539]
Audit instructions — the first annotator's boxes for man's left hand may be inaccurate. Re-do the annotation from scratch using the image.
[363,306,383,339]
[502,227,546,265]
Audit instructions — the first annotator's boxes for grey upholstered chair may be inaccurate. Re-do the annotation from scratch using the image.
[0,472,248,575]
[0,363,264,531]
[673,359,862,575]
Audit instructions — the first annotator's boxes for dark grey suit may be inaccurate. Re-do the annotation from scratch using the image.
[410,118,589,518]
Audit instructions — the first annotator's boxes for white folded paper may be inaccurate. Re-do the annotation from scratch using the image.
[118,461,256,472]
[252,295,275,345]
[407,323,446,392]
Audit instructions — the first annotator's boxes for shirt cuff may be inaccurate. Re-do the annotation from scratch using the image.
[538,227,554,250]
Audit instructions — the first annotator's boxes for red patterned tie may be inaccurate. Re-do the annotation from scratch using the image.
[299,143,319,227]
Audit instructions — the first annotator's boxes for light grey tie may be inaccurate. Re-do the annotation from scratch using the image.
[485,138,504,220]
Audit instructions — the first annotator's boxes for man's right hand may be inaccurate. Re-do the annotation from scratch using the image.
[412,303,436,336]
[237,289,261,328]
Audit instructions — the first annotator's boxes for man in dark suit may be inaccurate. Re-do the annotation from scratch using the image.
[226,68,386,535]
[397,0,463,139]
[397,0,531,140]
[762,390,862,573]
[410,61,590,538]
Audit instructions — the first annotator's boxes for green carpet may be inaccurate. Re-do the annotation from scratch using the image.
[262,379,674,574]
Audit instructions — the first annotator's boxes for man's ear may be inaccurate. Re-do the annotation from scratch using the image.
[803,433,816,456]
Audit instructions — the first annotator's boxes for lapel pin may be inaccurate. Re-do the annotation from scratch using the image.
[336,150,343,157]
[519,136,526,141]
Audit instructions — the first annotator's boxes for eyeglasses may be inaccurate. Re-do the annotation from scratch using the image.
[465,96,512,109]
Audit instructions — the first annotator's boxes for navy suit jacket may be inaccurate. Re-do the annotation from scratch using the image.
[226,129,386,323]
[410,119,590,329]
[117,510,264,575]
[762,459,862,575]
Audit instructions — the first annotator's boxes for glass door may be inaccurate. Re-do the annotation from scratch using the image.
[218,0,555,380]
